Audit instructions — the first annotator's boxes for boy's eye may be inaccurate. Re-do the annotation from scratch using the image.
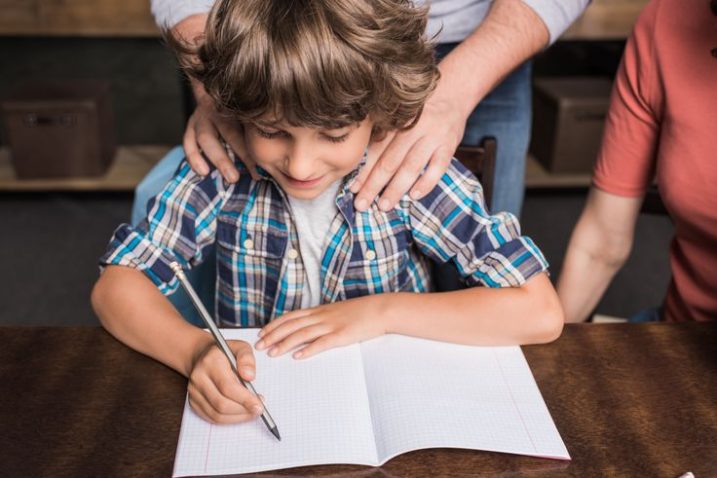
[321,132,350,143]
[255,127,287,139]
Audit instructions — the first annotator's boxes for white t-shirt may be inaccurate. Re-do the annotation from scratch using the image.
[286,181,342,308]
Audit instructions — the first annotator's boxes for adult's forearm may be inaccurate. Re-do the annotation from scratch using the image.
[557,189,641,322]
[91,266,212,377]
[437,0,550,120]
[384,273,563,346]
[169,14,210,101]
[557,240,625,323]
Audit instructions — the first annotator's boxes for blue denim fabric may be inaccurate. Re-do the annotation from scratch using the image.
[628,307,663,323]
[435,43,532,218]
[132,146,212,326]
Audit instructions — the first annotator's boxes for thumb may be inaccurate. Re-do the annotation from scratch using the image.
[228,340,256,381]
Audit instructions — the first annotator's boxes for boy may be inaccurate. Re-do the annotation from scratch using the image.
[92,0,563,426]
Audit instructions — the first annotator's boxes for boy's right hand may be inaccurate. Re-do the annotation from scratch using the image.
[187,338,265,425]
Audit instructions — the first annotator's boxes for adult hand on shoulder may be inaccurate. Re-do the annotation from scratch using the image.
[350,70,468,212]
[255,296,390,359]
[187,339,265,424]
[184,81,258,183]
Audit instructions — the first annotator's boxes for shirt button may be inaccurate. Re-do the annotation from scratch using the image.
[287,248,299,260]
[365,250,376,261]
[243,239,254,250]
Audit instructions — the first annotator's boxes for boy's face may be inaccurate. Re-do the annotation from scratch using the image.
[243,118,374,200]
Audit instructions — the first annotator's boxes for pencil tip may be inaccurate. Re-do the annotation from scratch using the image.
[272,428,281,441]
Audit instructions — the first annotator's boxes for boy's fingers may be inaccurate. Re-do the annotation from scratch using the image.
[207,366,264,416]
[259,308,313,338]
[409,145,454,200]
[229,341,256,381]
[258,316,318,351]
[188,386,255,424]
[293,334,340,359]
[375,138,434,210]
[269,323,329,357]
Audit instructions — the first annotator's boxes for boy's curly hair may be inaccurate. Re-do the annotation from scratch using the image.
[169,0,439,136]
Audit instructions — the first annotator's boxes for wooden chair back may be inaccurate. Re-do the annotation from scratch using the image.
[454,137,497,210]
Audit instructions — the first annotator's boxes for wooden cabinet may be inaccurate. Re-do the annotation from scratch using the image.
[0,0,159,37]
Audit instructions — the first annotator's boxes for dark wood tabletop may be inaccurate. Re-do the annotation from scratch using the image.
[1,323,715,478]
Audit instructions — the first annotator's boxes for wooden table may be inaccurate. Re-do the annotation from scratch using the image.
[1,323,715,477]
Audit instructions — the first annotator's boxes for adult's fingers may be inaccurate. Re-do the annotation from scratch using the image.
[372,137,437,210]
[350,131,395,195]
[409,144,455,200]
[195,116,237,182]
[216,120,257,181]
[352,131,415,211]
[183,112,210,176]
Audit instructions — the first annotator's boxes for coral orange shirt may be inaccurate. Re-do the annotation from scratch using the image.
[593,0,717,321]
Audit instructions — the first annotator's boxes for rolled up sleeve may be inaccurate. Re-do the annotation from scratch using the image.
[150,0,214,29]
[521,0,591,44]
[99,160,231,295]
[408,159,548,287]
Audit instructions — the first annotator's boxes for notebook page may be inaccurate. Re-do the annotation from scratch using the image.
[359,335,569,464]
[173,329,379,477]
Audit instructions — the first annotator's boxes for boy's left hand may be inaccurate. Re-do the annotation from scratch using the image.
[255,295,390,359]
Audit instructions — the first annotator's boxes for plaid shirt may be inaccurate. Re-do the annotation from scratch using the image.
[100,157,548,327]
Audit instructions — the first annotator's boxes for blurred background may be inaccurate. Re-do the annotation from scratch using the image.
[0,0,671,326]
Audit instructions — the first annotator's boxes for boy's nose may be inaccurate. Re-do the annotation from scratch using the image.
[285,145,317,180]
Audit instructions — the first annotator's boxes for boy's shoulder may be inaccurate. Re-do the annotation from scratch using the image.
[411,156,484,203]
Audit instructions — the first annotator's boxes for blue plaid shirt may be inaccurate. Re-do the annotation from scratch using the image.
[100,156,548,327]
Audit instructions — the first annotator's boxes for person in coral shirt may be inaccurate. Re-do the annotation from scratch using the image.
[558,0,717,322]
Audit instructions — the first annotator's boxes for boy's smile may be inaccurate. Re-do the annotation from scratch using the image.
[243,118,374,200]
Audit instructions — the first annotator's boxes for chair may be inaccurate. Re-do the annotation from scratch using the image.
[432,137,498,292]
[453,137,497,211]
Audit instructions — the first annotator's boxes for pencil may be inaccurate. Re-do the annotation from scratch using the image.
[169,262,281,441]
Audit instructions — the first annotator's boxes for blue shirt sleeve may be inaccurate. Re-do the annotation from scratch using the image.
[406,159,548,287]
[99,160,232,295]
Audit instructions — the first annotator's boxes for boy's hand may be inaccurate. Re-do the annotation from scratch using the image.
[255,296,390,359]
[187,338,265,424]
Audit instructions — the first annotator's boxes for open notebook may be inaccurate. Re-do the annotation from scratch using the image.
[173,329,569,477]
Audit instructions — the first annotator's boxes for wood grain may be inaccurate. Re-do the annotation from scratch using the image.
[0,323,714,477]
[563,0,650,40]
[0,145,170,191]
[0,0,159,37]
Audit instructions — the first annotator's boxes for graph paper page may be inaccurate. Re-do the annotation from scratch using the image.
[359,335,569,464]
[173,328,379,477]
